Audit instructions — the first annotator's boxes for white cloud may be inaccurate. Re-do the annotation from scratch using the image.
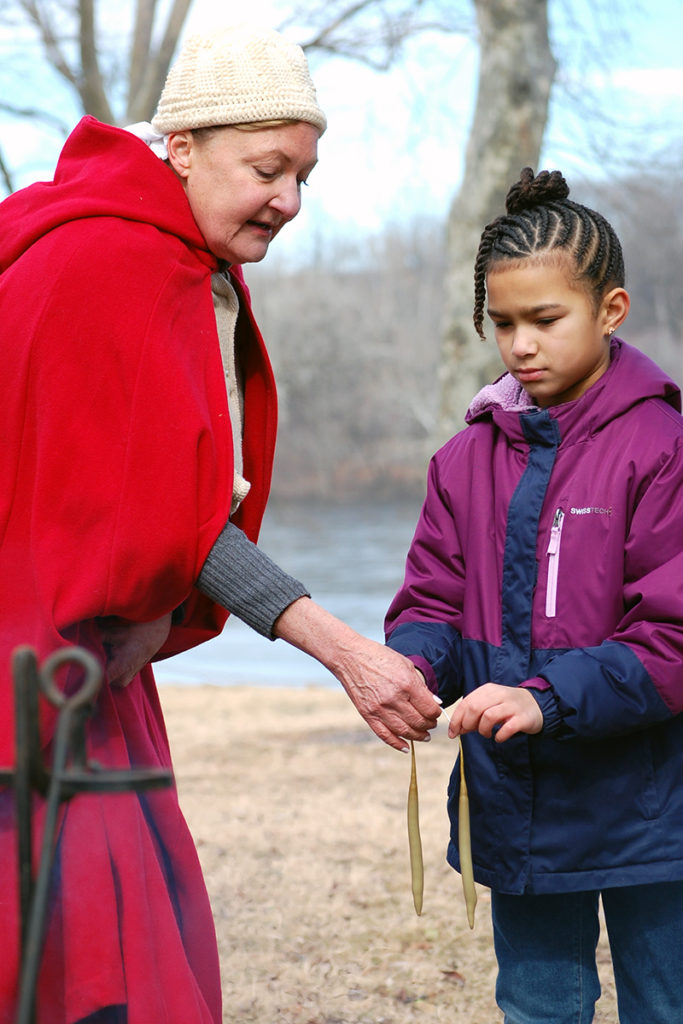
[609,67,683,96]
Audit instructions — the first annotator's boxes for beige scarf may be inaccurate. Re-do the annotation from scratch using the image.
[211,270,251,514]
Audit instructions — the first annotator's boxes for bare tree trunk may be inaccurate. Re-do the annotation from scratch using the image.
[437,0,556,439]
[125,0,193,123]
[128,0,159,104]
[78,0,114,123]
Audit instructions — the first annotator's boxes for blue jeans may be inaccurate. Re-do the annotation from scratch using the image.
[491,882,683,1023]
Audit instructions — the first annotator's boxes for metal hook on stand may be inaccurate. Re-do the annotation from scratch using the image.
[0,645,173,1024]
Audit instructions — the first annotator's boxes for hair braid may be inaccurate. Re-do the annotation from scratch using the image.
[473,225,499,339]
[472,168,625,339]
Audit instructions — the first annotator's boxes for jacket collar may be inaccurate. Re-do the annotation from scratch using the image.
[466,340,681,447]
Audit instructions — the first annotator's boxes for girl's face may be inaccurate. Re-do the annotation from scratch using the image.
[486,260,629,408]
[167,121,319,264]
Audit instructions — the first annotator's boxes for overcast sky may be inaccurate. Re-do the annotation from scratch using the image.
[1,0,681,256]
[182,1,682,236]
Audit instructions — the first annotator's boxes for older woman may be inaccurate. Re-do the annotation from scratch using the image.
[0,25,437,1024]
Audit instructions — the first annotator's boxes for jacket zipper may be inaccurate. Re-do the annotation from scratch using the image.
[545,507,565,618]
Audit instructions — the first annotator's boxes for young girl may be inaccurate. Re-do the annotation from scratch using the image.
[385,167,683,1023]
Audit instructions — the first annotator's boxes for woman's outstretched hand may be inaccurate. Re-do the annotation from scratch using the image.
[447,683,543,742]
[273,597,440,751]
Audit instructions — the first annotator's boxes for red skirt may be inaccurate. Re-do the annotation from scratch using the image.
[0,666,221,1024]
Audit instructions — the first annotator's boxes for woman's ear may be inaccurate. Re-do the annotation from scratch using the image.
[601,287,630,336]
[166,131,193,178]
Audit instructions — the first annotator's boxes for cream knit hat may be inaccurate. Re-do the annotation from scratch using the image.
[151,25,326,135]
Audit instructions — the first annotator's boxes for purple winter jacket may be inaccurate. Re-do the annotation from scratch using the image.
[386,340,683,895]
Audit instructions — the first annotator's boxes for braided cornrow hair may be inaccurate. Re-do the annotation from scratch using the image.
[473,167,625,339]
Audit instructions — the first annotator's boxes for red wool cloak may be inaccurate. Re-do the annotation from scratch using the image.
[0,118,277,1023]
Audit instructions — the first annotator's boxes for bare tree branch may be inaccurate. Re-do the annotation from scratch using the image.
[0,142,15,194]
[285,0,470,70]
[19,0,78,86]
[297,0,386,47]
[0,100,72,134]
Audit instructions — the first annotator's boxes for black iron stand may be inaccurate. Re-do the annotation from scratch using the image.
[0,646,173,1024]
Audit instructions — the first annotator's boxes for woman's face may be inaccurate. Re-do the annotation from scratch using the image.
[168,122,319,263]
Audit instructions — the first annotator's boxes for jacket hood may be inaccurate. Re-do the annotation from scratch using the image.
[467,340,681,444]
[0,116,215,272]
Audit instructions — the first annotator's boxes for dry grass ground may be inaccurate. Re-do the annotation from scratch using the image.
[160,684,619,1024]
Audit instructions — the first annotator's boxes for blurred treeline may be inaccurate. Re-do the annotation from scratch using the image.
[248,164,683,500]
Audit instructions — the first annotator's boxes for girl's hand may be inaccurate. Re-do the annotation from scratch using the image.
[447,683,543,742]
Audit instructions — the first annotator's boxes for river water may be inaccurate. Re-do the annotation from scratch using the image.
[154,498,425,688]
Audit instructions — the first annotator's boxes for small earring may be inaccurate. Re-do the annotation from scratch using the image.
[607,326,615,336]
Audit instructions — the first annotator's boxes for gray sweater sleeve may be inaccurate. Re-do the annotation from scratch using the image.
[197,521,310,639]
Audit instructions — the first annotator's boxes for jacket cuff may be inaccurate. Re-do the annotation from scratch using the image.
[407,655,439,694]
[520,675,551,691]
[523,683,565,735]
[198,521,310,639]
